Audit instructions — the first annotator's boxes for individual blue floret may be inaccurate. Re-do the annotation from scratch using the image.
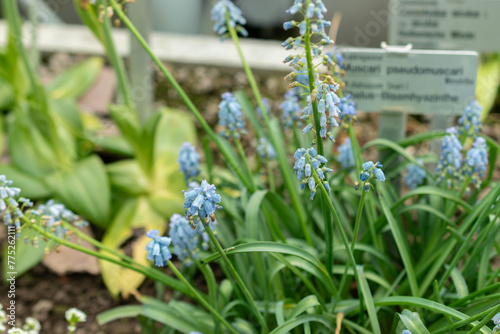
[168,214,199,267]
[405,159,427,190]
[337,138,355,169]
[280,90,302,128]
[293,147,333,199]
[435,127,463,187]
[211,0,248,38]
[183,180,223,226]
[178,142,201,183]
[145,229,172,267]
[218,92,246,139]
[457,100,482,138]
[256,137,277,161]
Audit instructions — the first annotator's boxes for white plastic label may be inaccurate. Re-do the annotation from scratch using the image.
[388,0,500,51]
[341,47,478,114]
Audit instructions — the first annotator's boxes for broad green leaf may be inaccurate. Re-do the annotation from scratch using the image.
[96,136,134,157]
[47,155,111,228]
[450,266,469,299]
[399,310,430,334]
[149,108,196,218]
[48,57,103,100]
[8,108,59,176]
[476,57,500,121]
[109,104,141,157]
[100,196,165,298]
[0,75,15,109]
[49,98,84,136]
[107,160,149,196]
[0,163,51,198]
[288,296,321,320]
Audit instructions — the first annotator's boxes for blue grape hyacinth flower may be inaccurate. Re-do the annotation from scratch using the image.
[211,0,248,38]
[436,127,463,187]
[168,214,199,267]
[405,159,427,190]
[356,161,385,192]
[178,142,201,182]
[464,137,488,186]
[458,100,482,138]
[257,137,277,161]
[218,92,246,139]
[293,147,333,199]
[183,180,223,226]
[337,138,355,169]
[280,90,301,128]
[338,94,357,125]
[492,312,500,333]
[145,229,172,267]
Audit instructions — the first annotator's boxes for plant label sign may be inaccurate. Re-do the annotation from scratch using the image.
[387,0,500,51]
[341,46,478,115]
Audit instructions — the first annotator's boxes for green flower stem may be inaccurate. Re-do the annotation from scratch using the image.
[204,225,268,332]
[304,16,324,157]
[226,22,312,246]
[310,168,363,311]
[234,135,256,190]
[109,0,254,192]
[332,188,367,313]
[347,123,363,175]
[100,6,134,110]
[167,261,239,334]
[24,218,194,297]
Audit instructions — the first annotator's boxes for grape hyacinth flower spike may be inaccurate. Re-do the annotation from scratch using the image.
[293,147,333,199]
[183,180,222,226]
[356,161,385,192]
[257,137,277,161]
[218,92,246,139]
[492,312,500,333]
[338,94,357,126]
[168,214,199,267]
[145,229,172,267]
[405,159,427,190]
[337,138,355,169]
[178,142,201,182]
[211,0,248,38]
[458,100,482,138]
[435,127,463,188]
[280,90,301,129]
[464,136,488,187]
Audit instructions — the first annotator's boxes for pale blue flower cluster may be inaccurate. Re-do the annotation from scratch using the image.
[293,147,332,199]
[324,46,345,75]
[35,200,88,238]
[255,98,270,119]
[257,137,277,161]
[402,330,412,334]
[0,175,23,226]
[183,180,222,226]
[338,94,356,125]
[218,92,246,139]
[169,214,199,266]
[358,161,385,192]
[178,142,201,182]
[282,0,332,52]
[492,312,500,333]
[337,138,355,169]
[211,0,248,38]
[280,90,302,128]
[195,219,217,251]
[435,127,463,187]
[464,137,488,184]
[145,229,172,267]
[405,160,427,190]
[458,100,482,137]
[301,81,341,141]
